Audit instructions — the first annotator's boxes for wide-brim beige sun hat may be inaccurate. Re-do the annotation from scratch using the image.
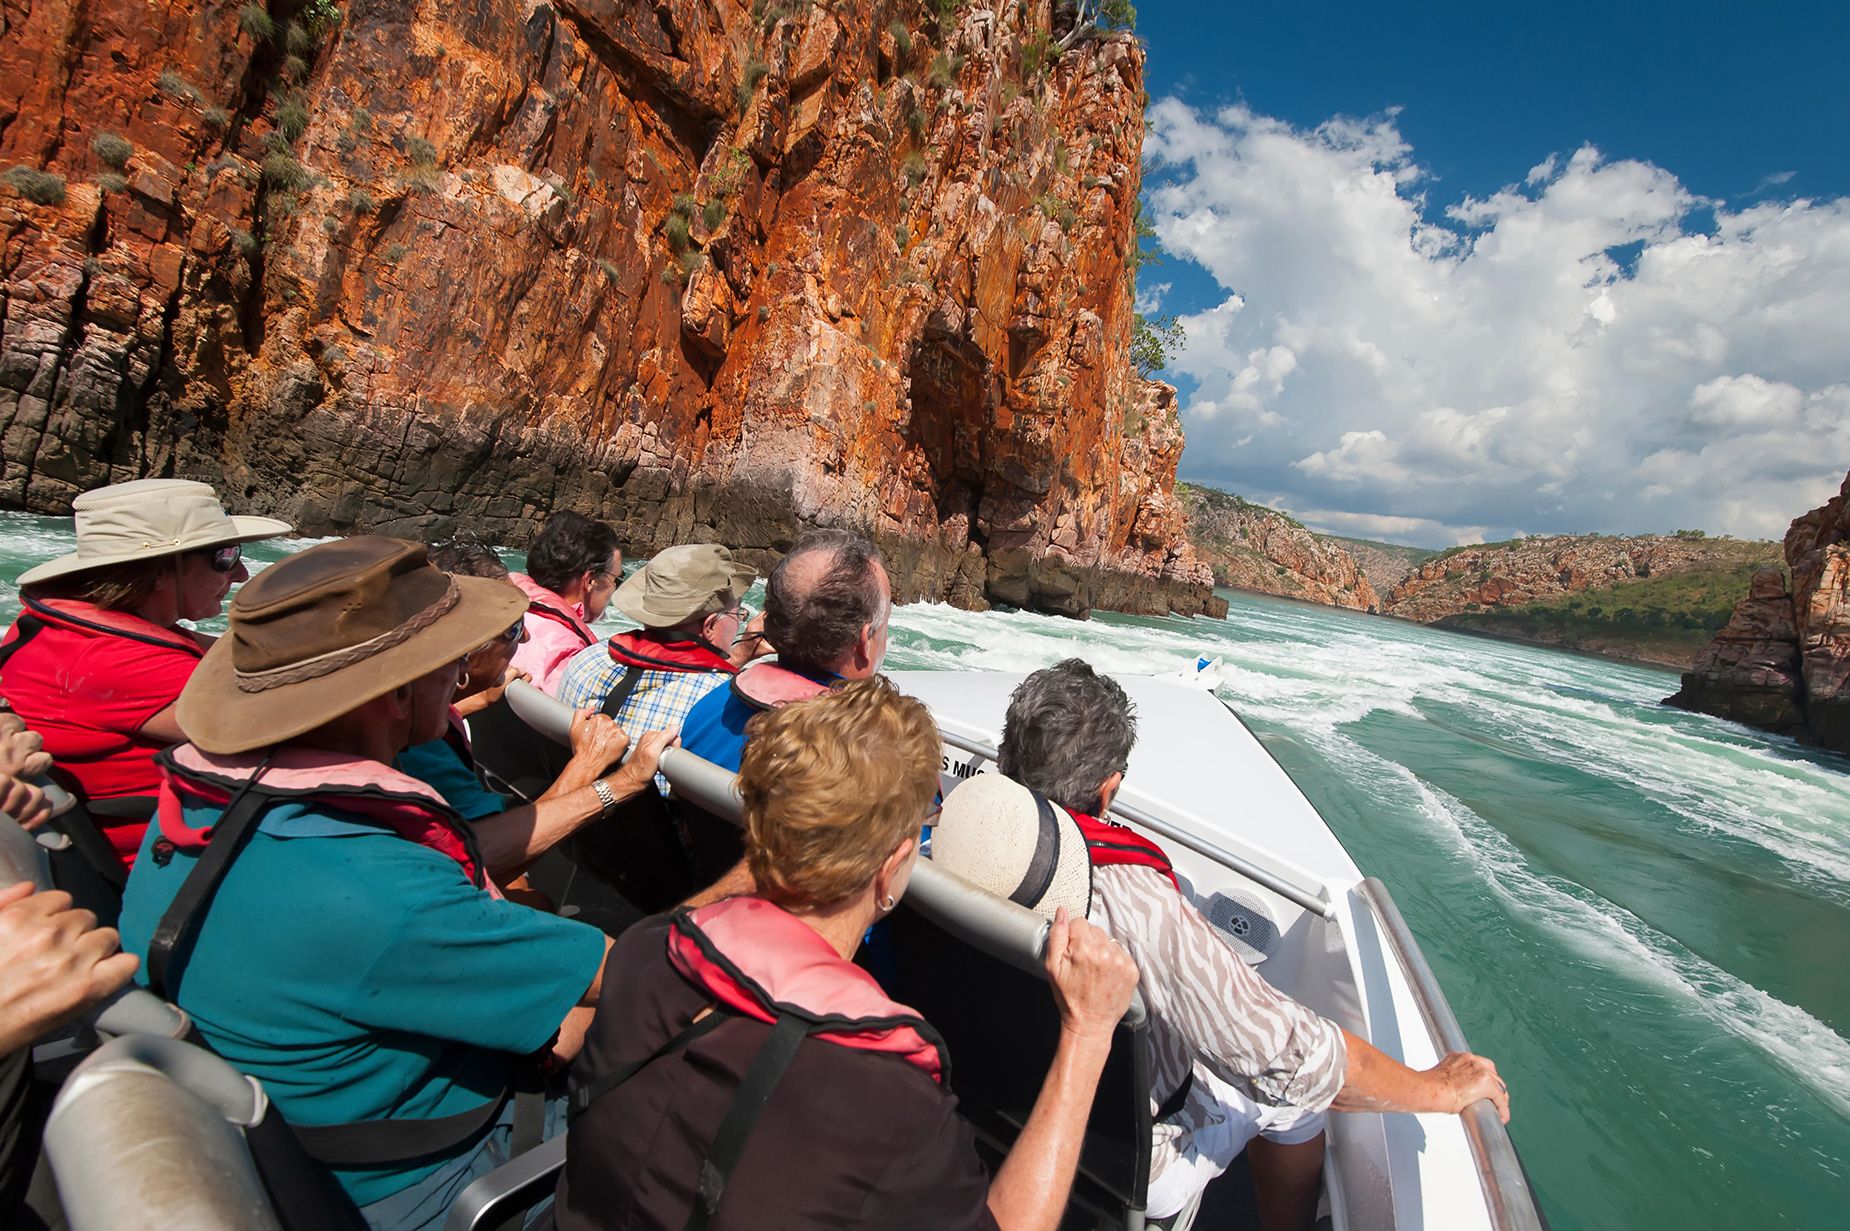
[16,478,293,587]
[178,536,527,755]
[613,543,758,629]
[929,772,1092,919]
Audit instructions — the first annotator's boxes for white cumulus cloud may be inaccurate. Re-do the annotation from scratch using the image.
[1146,100,1850,546]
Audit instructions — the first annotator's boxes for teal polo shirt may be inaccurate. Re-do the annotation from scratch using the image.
[118,797,605,1207]
[397,738,508,821]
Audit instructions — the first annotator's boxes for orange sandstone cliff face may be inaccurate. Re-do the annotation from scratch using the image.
[0,0,1217,619]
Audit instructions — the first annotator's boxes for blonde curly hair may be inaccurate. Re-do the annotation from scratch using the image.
[739,676,941,909]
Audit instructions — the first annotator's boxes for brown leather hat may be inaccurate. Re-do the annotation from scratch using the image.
[177,536,527,754]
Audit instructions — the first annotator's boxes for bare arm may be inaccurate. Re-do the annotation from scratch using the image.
[1332,1028,1510,1123]
[471,715,674,881]
[985,909,1139,1231]
[137,704,187,745]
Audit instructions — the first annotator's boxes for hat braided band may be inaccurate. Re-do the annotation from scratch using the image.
[233,578,461,693]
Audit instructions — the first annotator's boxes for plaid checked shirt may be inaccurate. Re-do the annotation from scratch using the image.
[557,640,731,793]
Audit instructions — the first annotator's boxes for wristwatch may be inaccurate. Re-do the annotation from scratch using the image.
[591,778,618,816]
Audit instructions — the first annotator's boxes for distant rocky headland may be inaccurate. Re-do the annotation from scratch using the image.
[0,1,1217,621]
[1668,470,1849,756]
[1179,482,1783,669]
[1384,533,1782,668]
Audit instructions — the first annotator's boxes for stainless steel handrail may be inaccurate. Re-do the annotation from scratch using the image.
[936,729,1337,921]
[1355,878,1545,1231]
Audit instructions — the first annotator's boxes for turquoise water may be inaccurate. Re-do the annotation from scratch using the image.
[3,513,1846,1228]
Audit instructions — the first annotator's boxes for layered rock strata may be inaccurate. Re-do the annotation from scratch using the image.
[0,0,1217,619]
[1670,471,1850,755]
[1179,483,1378,612]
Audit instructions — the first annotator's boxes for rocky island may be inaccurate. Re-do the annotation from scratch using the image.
[0,0,1217,620]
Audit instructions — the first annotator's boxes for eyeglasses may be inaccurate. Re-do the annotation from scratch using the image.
[498,619,528,646]
[200,544,242,574]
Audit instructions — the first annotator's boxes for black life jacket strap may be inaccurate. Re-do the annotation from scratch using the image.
[290,1089,511,1168]
[1155,1070,1195,1122]
[0,611,46,671]
[569,1008,731,1119]
[687,1013,808,1231]
[598,664,647,721]
[145,761,276,1000]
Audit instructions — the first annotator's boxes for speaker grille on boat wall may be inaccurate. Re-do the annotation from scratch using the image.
[1203,890,1280,964]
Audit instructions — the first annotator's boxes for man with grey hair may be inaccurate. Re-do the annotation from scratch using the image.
[954,658,1508,1229]
[677,529,891,774]
[677,529,892,903]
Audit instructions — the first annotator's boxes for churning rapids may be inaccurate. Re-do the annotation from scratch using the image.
[2,512,1844,1229]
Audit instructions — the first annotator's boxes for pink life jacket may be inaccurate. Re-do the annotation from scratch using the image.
[510,573,597,694]
[667,896,946,1081]
[729,661,839,712]
[155,743,493,894]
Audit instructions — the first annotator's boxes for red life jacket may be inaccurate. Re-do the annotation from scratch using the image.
[0,593,205,665]
[729,661,839,712]
[667,896,946,1081]
[1067,807,1180,892]
[607,630,736,675]
[155,743,491,893]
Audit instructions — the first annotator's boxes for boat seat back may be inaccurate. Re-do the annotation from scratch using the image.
[43,1034,363,1231]
[466,695,573,802]
[879,880,1154,1229]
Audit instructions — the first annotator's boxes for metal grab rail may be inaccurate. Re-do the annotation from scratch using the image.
[936,729,1336,921]
[1354,878,1545,1231]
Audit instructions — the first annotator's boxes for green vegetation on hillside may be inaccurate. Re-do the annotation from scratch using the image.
[1177,481,1305,529]
[1324,535,1435,564]
[1438,561,1781,667]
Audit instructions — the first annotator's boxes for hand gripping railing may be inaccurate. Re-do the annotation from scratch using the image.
[936,728,1336,921]
[1355,879,1546,1231]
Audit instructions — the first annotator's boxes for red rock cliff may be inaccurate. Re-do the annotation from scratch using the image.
[0,0,1217,619]
[1669,470,1850,756]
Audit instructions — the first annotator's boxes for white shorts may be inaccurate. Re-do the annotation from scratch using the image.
[1144,1069,1328,1220]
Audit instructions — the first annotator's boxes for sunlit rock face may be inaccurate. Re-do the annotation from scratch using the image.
[0,1,1215,619]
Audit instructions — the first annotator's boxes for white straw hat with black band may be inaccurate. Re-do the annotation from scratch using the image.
[16,479,292,587]
[929,773,1092,919]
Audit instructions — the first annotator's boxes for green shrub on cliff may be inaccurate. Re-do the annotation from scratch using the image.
[91,133,133,169]
[261,150,308,191]
[4,166,66,206]
[277,94,310,143]
[736,58,768,117]
[889,22,912,62]
[664,211,691,252]
[239,3,276,43]
[701,196,727,231]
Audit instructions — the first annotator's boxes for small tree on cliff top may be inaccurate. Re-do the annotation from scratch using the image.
[1055,0,1139,53]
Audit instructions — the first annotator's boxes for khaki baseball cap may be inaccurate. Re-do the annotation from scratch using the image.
[612,544,757,629]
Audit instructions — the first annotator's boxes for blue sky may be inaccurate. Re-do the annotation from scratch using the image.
[1134,1,1850,545]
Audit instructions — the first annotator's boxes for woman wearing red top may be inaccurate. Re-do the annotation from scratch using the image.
[0,479,289,869]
